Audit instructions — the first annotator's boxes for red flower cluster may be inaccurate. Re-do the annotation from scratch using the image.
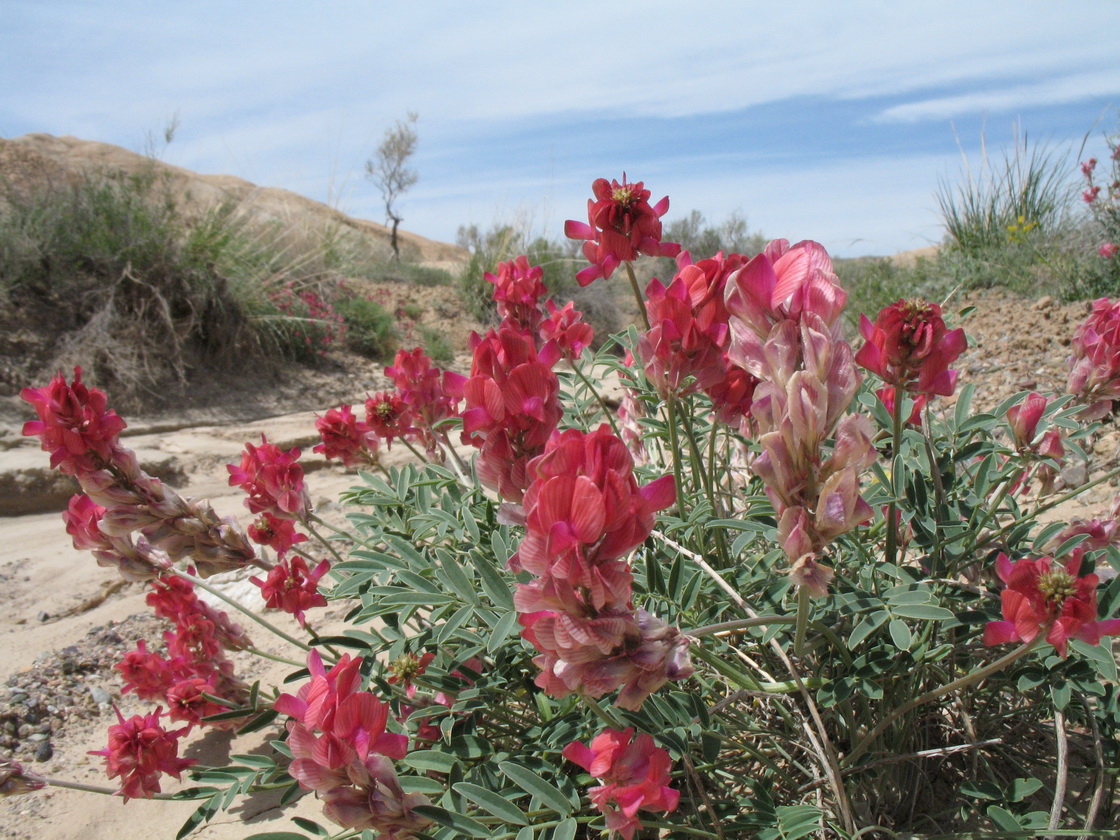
[26,370,261,580]
[114,573,251,728]
[486,254,548,332]
[1067,297,1120,420]
[21,365,127,475]
[563,727,679,840]
[90,707,196,801]
[461,328,563,503]
[540,299,595,362]
[386,347,466,459]
[274,651,431,836]
[855,298,967,420]
[639,250,759,422]
[725,240,873,595]
[565,175,680,286]
[313,404,378,468]
[228,435,310,519]
[251,555,330,626]
[514,426,691,710]
[247,511,307,556]
[984,553,1120,658]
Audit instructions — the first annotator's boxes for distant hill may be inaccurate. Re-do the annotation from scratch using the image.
[0,133,466,267]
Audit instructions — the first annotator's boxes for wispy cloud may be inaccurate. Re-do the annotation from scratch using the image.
[876,71,1120,124]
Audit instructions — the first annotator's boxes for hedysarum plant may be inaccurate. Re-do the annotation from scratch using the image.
[13,176,1120,839]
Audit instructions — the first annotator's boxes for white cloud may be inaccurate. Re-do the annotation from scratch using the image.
[875,71,1120,124]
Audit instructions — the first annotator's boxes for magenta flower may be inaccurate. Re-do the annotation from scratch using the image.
[984,553,1120,658]
[21,366,127,475]
[228,435,310,519]
[565,175,680,286]
[90,707,196,801]
[247,511,308,556]
[855,299,967,399]
[314,404,376,467]
[1067,297,1120,419]
[563,727,679,840]
[364,392,415,445]
[461,328,562,502]
[1099,242,1119,258]
[487,255,548,331]
[251,555,330,626]
[540,299,595,362]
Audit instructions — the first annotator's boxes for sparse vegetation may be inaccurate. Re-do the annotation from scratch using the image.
[0,157,451,406]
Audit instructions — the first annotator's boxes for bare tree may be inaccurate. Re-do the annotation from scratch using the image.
[365,112,419,262]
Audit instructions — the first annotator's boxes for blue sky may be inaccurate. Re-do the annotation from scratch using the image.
[3,1,1119,257]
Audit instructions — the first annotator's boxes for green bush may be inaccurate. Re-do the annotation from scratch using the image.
[418,323,454,363]
[333,290,398,359]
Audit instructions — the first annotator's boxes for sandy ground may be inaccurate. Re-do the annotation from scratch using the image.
[1,288,1118,839]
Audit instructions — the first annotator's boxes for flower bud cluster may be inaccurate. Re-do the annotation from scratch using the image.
[724,240,874,595]
[274,651,431,837]
[24,368,262,580]
[1067,297,1120,419]
[1004,392,1065,495]
[514,426,692,710]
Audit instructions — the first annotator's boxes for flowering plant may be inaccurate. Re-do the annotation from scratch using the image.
[14,175,1120,838]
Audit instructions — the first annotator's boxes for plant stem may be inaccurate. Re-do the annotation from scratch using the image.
[793,586,811,657]
[245,646,305,668]
[884,389,905,568]
[581,695,626,729]
[624,261,650,330]
[42,776,179,800]
[843,636,1041,767]
[571,361,621,436]
[687,616,796,638]
[302,518,347,567]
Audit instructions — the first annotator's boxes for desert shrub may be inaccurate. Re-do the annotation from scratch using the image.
[330,289,398,359]
[930,130,1113,301]
[1073,124,1120,298]
[15,173,1120,840]
[0,168,269,401]
[369,259,453,287]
